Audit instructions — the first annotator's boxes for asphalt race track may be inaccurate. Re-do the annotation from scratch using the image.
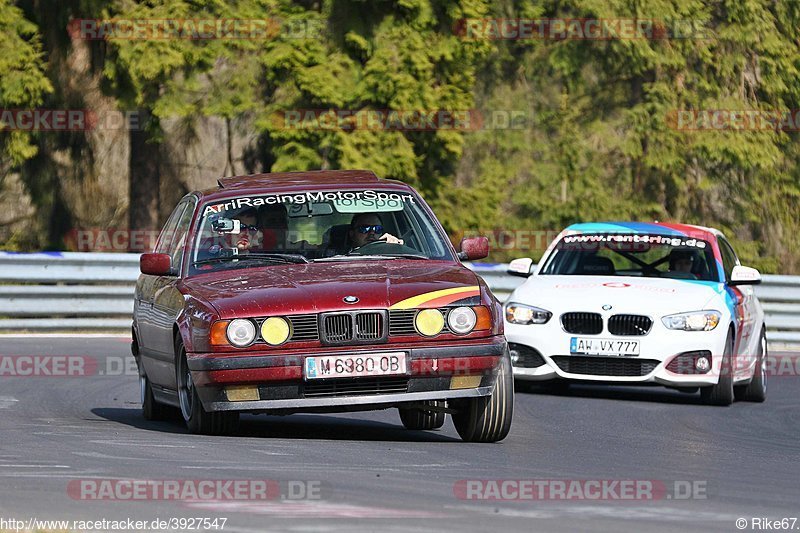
[1,336,798,532]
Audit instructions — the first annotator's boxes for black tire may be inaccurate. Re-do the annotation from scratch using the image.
[701,330,735,406]
[398,401,446,430]
[735,328,767,403]
[176,338,239,436]
[452,352,514,443]
[141,373,170,421]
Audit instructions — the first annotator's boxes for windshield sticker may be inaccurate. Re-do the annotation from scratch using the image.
[203,190,415,216]
[561,234,707,248]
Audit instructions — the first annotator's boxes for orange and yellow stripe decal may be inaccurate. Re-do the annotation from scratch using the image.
[389,286,480,310]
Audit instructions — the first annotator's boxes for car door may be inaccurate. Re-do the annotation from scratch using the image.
[719,236,757,374]
[138,198,196,388]
[136,201,187,356]
[149,197,198,389]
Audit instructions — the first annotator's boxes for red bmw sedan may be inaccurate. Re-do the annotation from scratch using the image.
[132,170,513,442]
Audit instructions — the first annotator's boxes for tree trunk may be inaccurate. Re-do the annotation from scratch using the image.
[128,109,160,251]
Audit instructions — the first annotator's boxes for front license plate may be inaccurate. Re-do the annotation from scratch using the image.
[570,337,640,356]
[304,352,407,380]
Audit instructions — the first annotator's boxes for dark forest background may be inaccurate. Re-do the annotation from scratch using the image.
[1,0,798,271]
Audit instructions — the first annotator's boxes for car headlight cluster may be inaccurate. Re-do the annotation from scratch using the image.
[661,310,721,331]
[414,306,489,336]
[505,303,552,325]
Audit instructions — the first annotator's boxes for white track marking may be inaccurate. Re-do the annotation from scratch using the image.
[0,396,18,409]
[185,500,448,518]
[0,465,70,468]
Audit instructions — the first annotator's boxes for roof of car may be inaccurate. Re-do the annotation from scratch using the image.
[195,170,412,201]
[565,221,723,239]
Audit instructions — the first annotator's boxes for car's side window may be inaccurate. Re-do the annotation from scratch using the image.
[154,202,189,255]
[167,198,197,276]
[718,237,739,282]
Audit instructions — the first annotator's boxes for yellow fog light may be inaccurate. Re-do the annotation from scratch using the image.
[415,309,445,336]
[261,317,291,346]
[226,386,259,402]
[450,375,483,389]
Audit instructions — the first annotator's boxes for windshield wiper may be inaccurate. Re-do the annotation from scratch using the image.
[381,253,429,260]
[313,254,399,262]
[193,253,308,266]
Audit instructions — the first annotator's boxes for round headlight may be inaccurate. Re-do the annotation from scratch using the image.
[226,319,256,347]
[448,306,477,335]
[261,316,291,346]
[415,309,445,336]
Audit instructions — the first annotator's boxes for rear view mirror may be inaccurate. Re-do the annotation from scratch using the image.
[508,258,534,277]
[210,216,240,234]
[729,265,761,286]
[287,202,334,217]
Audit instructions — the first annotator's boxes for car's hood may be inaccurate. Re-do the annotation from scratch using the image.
[509,275,724,316]
[182,260,481,319]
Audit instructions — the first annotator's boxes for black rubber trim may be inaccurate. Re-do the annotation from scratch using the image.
[187,338,506,371]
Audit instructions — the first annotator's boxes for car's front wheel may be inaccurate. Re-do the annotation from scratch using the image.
[176,338,239,435]
[451,353,514,442]
[735,327,767,403]
[700,330,735,406]
[398,401,446,430]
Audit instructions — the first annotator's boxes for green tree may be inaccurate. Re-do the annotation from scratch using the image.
[0,0,52,177]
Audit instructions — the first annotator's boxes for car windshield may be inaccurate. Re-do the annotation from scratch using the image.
[539,233,719,282]
[189,189,454,273]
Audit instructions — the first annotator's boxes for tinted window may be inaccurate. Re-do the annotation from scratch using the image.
[188,189,454,274]
[540,233,719,282]
[167,199,197,275]
[718,238,739,282]
[154,202,189,255]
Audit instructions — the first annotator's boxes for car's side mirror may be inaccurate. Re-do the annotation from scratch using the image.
[458,236,489,261]
[508,257,534,277]
[140,253,172,276]
[729,265,761,286]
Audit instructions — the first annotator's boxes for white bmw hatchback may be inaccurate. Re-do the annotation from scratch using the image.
[503,222,767,405]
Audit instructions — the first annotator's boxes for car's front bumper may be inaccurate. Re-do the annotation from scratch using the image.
[505,320,731,387]
[186,336,506,413]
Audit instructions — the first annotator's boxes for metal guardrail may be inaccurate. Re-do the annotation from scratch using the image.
[0,252,798,347]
